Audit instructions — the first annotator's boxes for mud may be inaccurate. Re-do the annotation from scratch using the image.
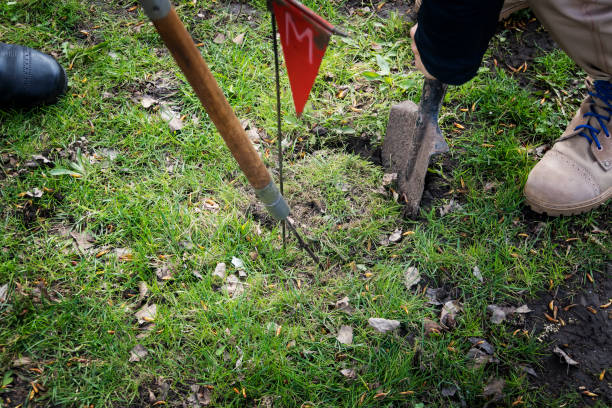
[0,371,43,407]
[524,266,612,404]
[489,11,558,88]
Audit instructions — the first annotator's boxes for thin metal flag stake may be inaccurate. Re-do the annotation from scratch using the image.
[271,10,286,249]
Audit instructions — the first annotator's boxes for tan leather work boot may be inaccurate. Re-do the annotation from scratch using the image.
[524,79,612,216]
[499,0,528,21]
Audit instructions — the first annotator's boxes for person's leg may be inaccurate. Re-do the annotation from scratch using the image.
[522,0,612,215]
[0,43,67,109]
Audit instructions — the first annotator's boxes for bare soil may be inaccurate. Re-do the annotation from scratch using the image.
[524,266,612,404]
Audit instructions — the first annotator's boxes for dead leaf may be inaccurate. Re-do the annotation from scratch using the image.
[439,199,462,216]
[212,262,226,281]
[138,281,149,302]
[404,266,420,290]
[468,337,495,355]
[368,318,400,333]
[159,104,176,122]
[70,230,95,252]
[169,117,184,132]
[32,154,52,165]
[135,304,157,324]
[382,173,397,186]
[472,266,483,282]
[483,181,499,192]
[424,318,442,336]
[335,296,353,314]
[235,345,243,369]
[483,378,505,401]
[440,300,462,329]
[20,188,43,198]
[553,346,579,366]
[231,257,245,270]
[140,95,158,108]
[155,264,173,281]
[232,33,245,45]
[223,275,244,298]
[441,384,459,397]
[115,247,133,261]
[340,368,356,379]
[388,229,402,243]
[0,283,8,303]
[129,344,148,362]
[467,347,497,368]
[514,305,532,314]
[519,365,538,377]
[487,304,532,324]
[187,384,212,407]
[11,356,32,367]
[336,325,353,345]
[425,288,446,305]
[213,33,225,44]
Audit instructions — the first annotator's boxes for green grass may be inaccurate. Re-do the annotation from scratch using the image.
[1,1,609,407]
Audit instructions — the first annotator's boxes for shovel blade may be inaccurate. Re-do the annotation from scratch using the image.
[382,81,448,216]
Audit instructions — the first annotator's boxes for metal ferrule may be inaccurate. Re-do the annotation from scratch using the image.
[139,0,171,21]
[255,181,290,221]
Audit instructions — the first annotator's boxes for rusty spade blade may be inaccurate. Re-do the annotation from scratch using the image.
[382,78,448,216]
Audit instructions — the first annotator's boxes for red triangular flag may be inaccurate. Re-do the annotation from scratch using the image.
[271,0,335,116]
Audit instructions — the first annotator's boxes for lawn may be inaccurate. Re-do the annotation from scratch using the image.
[0,1,610,407]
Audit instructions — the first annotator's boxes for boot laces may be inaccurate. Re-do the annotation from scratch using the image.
[574,80,612,150]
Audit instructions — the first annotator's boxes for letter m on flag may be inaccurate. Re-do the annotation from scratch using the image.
[270,0,340,116]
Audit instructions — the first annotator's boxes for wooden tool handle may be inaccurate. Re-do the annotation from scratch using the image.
[145,4,271,190]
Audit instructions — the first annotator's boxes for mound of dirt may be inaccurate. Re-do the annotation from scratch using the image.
[525,266,612,404]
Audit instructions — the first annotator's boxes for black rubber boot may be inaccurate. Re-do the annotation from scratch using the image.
[0,43,68,108]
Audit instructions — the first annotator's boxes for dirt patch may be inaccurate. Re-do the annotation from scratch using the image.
[419,153,455,213]
[343,0,417,20]
[136,377,188,407]
[524,266,612,404]
[0,371,44,407]
[489,11,557,87]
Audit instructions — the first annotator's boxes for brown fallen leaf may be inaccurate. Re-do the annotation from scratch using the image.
[12,356,33,367]
[232,33,245,45]
[336,325,353,345]
[483,378,505,401]
[368,318,400,333]
[223,275,244,298]
[129,344,148,362]
[487,304,532,324]
[140,95,158,108]
[472,266,483,282]
[0,283,8,303]
[439,199,462,216]
[70,230,95,252]
[156,264,173,281]
[423,318,442,336]
[213,33,225,44]
[212,262,227,281]
[403,266,420,290]
[187,384,212,407]
[440,300,462,329]
[169,117,184,132]
[340,368,356,379]
[335,296,353,314]
[137,281,149,302]
[135,304,157,324]
[388,229,402,243]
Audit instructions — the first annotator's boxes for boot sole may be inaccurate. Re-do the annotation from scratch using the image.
[525,188,612,216]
